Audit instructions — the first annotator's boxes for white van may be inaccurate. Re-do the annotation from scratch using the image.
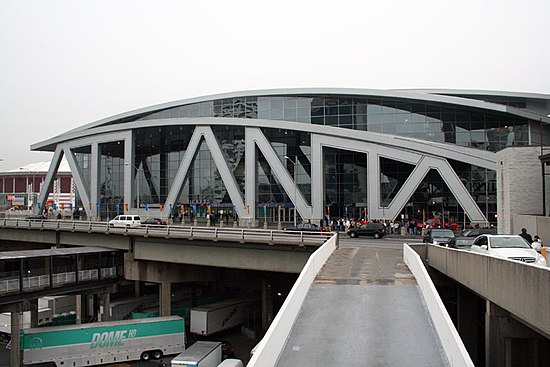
[108,215,141,228]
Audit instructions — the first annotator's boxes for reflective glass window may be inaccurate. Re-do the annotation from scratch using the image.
[127,93,534,153]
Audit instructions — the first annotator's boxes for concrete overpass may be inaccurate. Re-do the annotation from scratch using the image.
[0,219,329,273]
[1,220,549,365]
[418,244,550,365]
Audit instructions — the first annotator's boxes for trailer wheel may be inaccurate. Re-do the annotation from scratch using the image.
[153,350,163,360]
[141,351,151,361]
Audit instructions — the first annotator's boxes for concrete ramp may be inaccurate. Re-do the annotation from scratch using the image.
[275,246,448,366]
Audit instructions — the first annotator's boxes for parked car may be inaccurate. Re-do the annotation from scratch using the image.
[470,234,546,265]
[347,222,386,239]
[454,237,475,249]
[108,214,141,228]
[25,214,46,221]
[423,228,456,247]
[283,223,324,232]
[425,217,444,228]
[141,217,167,225]
[461,228,497,237]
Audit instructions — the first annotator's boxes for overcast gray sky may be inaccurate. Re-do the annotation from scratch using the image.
[1,0,549,170]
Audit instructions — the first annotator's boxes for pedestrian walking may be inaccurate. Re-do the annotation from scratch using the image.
[519,228,533,244]
[532,235,542,252]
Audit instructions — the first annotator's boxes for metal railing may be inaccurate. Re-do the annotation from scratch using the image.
[0,218,332,246]
[0,267,120,296]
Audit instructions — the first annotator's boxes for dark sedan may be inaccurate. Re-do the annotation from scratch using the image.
[283,223,324,232]
[141,217,167,225]
[423,228,456,247]
[454,237,475,249]
[25,214,46,221]
[347,222,386,239]
[460,228,497,237]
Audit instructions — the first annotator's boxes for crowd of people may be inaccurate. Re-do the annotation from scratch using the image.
[323,217,460,235]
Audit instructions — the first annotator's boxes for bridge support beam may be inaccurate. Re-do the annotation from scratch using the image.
[29,299,38,328]
[261,276,273,330]
[10,304,21,367]
[456,286,480,364]
[485,300,550,366]
[160,282,171,317]
[135,280,142,297]
[102,293,111,321]
[124,252,220,283]
[75,295,82,324]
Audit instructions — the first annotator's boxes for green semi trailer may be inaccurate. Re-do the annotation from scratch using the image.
[21,316,185,366]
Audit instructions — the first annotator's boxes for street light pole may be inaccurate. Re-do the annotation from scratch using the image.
[124,162,140,210]
[284,155,298,227]
[20,168,36,212]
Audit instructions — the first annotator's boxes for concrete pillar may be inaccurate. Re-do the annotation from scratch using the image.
[261,277,273,330]
[92,294,100,321]
[160,282,171,317]
[486,300,505,367]
[484,300,548,366]
[457,287,480,364]
[29,299,39,328]
[10,304,21,367]
[81,294,89,323]
[192,282,198,307]
[102,293,111,321]
[134,280,141,297]
[75,295,82,325]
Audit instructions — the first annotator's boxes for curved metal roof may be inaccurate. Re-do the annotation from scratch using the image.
[32,88,550,151]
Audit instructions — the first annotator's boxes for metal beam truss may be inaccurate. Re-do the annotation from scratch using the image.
[37,124,490,223]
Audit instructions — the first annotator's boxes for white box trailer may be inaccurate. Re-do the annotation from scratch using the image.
[190,298,252,336]
[22,316,185,366]
[40,295,76,314]
[0,307,52,331]
[171,341,221,367]
[217,359,244,367]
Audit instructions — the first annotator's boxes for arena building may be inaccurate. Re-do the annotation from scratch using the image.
[0,160,73,213]
[30,88,550,227]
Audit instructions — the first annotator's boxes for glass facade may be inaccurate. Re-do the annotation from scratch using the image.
[73,146,91,213]
[99,141,125,219]
[380,158,415,207]
[324,147,368,219]
[52,91,550,226]
[123,93,535,225]
[134,125,245,219]
[134,95,533,153]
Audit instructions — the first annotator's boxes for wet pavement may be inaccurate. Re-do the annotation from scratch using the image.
[276,237,448,366]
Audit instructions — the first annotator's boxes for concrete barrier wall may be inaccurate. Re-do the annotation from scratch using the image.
[247,235,337,367]
[427,244,550,338]
[403,244,474,367]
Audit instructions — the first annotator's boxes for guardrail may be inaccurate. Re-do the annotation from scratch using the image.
[0,218,331,246]
[403,243,474,367]
[247,234,338,366]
